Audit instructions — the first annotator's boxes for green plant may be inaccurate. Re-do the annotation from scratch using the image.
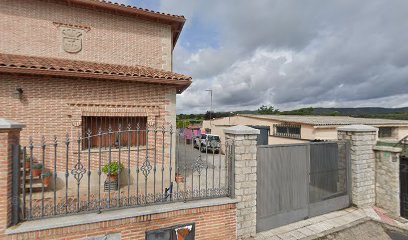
[102,162,124,176]
[42,171,52,178]
[32,163,43,170]
[25,155,31,162]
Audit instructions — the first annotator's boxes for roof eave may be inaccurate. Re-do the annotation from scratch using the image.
[0,67,192,94]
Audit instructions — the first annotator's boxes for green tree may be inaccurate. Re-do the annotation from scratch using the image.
[176,119,190,128]
[257,105,279,115]
[282,107,314,115]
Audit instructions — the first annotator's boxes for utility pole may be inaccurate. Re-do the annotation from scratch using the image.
[205,89,213,127]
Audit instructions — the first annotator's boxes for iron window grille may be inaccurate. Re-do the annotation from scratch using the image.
[146,223,195,240]
[82,116,147,149]
[378,127,394,138]
[273,124,301,139]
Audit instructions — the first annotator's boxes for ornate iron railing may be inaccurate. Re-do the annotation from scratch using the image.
[12,125,234,222]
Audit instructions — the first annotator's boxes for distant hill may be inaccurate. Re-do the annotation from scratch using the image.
[177,107,408,125]
[312,107,408,115]
[279,107,408,120]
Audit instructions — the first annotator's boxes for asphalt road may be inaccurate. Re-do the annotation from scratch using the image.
[175,137,224,173]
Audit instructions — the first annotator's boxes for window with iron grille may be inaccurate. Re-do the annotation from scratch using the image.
[82,116,147,149]
[146,223,195,240]
[378,127,394,138]
[273,124,301,139]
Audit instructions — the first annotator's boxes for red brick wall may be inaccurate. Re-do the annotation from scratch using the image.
[6,204,237,240]
[0,0,173,71]
[0,74,177,191]
[0,74,176,147]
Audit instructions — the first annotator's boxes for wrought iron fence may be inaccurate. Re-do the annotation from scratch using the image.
[12,125,234,223]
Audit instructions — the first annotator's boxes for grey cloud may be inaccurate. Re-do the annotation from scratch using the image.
[130,0,408,113]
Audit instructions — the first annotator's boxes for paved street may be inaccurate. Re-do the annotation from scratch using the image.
[175,136,229,191]
[175,136,225,175]
[255,207,408,240]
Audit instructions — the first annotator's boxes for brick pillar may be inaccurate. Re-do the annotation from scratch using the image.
[0,119,24,232]
[224,125,259,240]
[337,125,377,207]
[373,146,402,216]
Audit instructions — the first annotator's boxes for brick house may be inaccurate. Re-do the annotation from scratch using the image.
[0,1,241,239]
[0,0,191,145]
[0,0,195,198]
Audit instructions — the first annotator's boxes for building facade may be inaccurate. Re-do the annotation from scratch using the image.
[0,0,191,144]
[204,115,408,145]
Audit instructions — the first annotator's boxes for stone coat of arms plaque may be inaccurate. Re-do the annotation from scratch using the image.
[61,28,83,53]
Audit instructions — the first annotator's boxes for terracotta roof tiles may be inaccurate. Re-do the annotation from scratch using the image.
[94,0,185,19]
[0,54,192,93]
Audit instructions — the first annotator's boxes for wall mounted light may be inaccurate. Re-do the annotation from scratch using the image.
[14,87,23,99]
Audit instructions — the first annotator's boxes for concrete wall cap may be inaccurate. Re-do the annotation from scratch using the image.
[337,124,378,132]
[373,145,402,153]
[224,125,260,135]
[0,118,25,129]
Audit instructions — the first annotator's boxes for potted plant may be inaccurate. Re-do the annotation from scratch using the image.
[42,171,52,187]
[102,162,124,182]
[31,163,43,177]
[24,155,31,170]
[175,173,185,183]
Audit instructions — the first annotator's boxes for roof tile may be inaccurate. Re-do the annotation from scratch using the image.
[0,53,192,92]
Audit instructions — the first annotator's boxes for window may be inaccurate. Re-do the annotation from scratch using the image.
[146,224,195,240]
[273,124,301,139]
[378,127,394,138]
[82,116,147,148]
[208,135,220,141]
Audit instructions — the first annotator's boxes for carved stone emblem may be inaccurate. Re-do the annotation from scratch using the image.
[61,28,83,53]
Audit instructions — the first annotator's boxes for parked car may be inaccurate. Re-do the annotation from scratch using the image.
[193,135,202,149]
[197,134,221,153]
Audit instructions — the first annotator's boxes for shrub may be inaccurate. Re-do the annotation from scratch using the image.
[102,162,124,176]
[32,163,43,170]
[42,171,52,178]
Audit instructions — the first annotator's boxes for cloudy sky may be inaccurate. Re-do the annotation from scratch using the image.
[115,0,408,113]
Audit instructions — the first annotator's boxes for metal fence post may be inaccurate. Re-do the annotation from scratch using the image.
[229,142,235,198]
[12,144,20,226]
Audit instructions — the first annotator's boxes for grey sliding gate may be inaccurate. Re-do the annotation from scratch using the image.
[256,141,350,232]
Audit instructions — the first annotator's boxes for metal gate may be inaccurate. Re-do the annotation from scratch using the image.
[256,141,351,232]
[248,126,270,145]
[400,156,408,218]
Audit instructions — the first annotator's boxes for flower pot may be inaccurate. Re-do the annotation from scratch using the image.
[42,176,52,187]
[175,174,185,184]
[24,161,30,170]
[32,169,42,177]
[106,174,118,182]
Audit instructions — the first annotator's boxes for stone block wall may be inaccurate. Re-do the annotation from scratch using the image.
[338,125,378,207]
[225,125,259,240]
[374,146,402,216]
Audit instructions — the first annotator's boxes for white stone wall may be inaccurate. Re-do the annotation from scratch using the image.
[374,146,401,216]
[225,126,259,240]
[338,125,377,207]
